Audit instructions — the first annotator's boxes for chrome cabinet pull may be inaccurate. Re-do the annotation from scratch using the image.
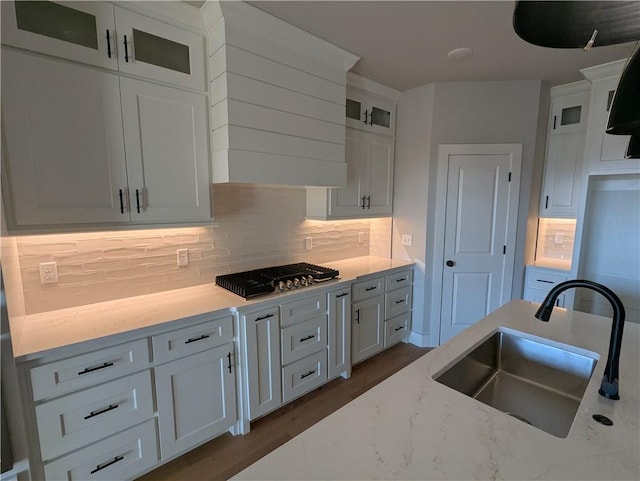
[185,334,210,344]
[300,370,316,379]
[91,455,124,474]
[78,362,114,376]
[84,403,119,420]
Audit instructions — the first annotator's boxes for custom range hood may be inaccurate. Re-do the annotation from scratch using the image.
[513,1,640,158]
[200,1,359,187]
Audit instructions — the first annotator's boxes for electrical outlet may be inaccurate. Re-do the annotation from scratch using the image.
[554,233,564,244]
[39,262,58,284]
[177,248,189,266]
[305,237,313,250]
[401,234,413,246]
[358,232,366,244]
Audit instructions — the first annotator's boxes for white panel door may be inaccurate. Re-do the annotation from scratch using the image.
[1,49,128,226]
[120,77,211,223]
[439,147,521,343]
[155,344,236,460]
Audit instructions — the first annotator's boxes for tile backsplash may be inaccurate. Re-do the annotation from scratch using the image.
[12,185,391,314]
[534,217,576,268]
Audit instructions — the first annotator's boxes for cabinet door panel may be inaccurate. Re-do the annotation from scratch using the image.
[155,344,236,459]
[351,295,384,364]
[331,130,367,215]
[120,77,211,223]
[541,132,585,217]
[1,50,128,226]
[114,7,205,91]
[1,1,117,70]
[366,133,394,215]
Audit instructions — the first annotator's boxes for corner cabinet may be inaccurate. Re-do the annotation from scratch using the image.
[581,59,639,173]
[540,83,590,217]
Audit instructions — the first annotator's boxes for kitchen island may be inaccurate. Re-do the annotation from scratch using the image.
[233,300,639,480]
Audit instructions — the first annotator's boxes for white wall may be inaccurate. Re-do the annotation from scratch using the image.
[394,80,545,346]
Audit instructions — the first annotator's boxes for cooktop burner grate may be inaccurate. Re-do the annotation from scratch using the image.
[216,262,339,299]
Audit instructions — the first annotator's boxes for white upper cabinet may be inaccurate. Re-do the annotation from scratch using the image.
[306,129,394,219]
[346,87,396,136]
[1,1,118,70]
[540,83,590,218]
[113,6,205,91]
[1,49,211,230]
[1,1,206,91]
[581,59,638,173]
[1,49,129,226]
[120,77,211,223]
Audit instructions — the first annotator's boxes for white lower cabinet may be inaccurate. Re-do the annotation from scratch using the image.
[328,288,351,380]
[242,307,282,421]
[282,350,327,403]
[155,343,236,460]
[43,419,158,481]
[522,266,569,307]
[351,295,385,364]
[384,314,410,348]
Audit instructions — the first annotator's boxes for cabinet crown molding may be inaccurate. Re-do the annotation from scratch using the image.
[580,58,627,81]
[201,0,359,70]
[550,80,591,98]
[347,72,401,101]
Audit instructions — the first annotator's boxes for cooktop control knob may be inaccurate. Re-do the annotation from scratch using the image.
[293,278,300,287]
[307,275,314,284]
[286,279,293,289]
[278,281,286,291]
[301,277,308,286]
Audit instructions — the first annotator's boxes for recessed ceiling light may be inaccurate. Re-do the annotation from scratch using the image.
[447,47,473,60]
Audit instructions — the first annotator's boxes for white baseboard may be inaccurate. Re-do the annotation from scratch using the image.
[407,330,436,348]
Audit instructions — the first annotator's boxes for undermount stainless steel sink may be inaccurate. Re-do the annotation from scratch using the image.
[434,329,598,438]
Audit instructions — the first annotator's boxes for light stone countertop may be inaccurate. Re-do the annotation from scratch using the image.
[233,300,640,481]
[9,256,412,361]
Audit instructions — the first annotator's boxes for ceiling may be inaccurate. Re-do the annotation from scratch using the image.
[190,1,637,92]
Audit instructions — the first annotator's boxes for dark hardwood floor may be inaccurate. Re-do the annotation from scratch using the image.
[137,342,431,481]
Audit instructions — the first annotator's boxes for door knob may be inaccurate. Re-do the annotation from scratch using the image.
[446,260,455,267]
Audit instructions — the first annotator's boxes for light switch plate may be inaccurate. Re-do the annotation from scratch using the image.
[305,237,313,250]
[401,234,413,246]
[177,248,189,266]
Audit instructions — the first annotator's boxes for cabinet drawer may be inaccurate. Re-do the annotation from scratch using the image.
[352,275,384,302]
[281,315,327,365]
[280,294,327,327]
[525,268,568,291]
[152,315,233,363]
[384,314,410,348]
[385,269,412,291]
[43,418,158,481]
[282,351,327,403]
[35,370,154,461]
[523,287,566,307]
[385,286,412,319]
[30,339,150,401]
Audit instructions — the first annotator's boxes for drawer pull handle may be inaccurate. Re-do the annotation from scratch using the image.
[300,370,316,379]
[536,279,554,284]
[227,352,232,373]
[394,326,404,332]
[355,308,360,324]
[299,335,315,342]
[395,299,405,305]
[106,29,112,58]
[255,313,274,321]
[123,34,129,62]
[336,292,349,298]
[78,362,114,376]
[365,286,378,292]
[84,403,119,420]
[396,277,406,282]
[91,455,124,474]
[185,334,210,344]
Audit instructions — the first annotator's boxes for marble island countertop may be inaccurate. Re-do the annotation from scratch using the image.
[9,256,412,361]
[233,300,640,481]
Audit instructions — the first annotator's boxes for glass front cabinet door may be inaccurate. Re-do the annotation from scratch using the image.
[345,87,395,136]
[1,1,118,69]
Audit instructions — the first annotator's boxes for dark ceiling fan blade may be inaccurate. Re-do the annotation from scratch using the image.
[513,1,640,48]
[607,45,640,137]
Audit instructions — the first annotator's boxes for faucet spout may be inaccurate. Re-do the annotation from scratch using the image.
[534,279,625,401]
